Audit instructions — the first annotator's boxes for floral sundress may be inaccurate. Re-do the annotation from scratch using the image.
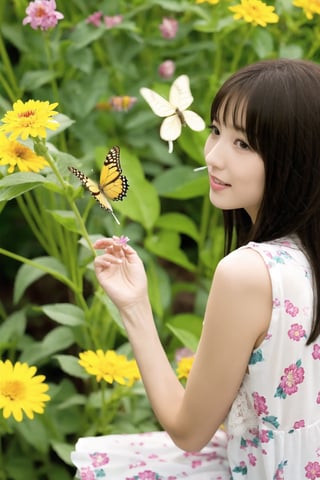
[71,236,320,479]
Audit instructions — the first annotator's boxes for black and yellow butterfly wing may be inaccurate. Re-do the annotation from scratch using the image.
[68,145,128,224]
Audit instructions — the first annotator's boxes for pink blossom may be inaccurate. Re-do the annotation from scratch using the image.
[159,17,178,39]
[305,461,320,479]
[312,344,320,360]
[89,452,109,467]
[252,392,268,416]
[113,235,130,246]
[293,419,305,429]
[248,453,256,466]
[288,323,306,341]
[279,362,304,395]
[79,467,95,480]
[86,11,103,27]
[259,430,271,443]
[158,60,176,79]
[23,0,64,30]
[317,391,320,404]
[104,15,123,29]
[284,299,299,317]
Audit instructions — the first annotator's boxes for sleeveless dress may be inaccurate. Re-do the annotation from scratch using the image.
[71,236,320,479]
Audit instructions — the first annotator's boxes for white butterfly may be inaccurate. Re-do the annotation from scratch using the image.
[140,75,205,153]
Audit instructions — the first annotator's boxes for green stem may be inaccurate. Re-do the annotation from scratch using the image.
[33,137,96,258]
[0,247,76,292]
[0,34,21,100]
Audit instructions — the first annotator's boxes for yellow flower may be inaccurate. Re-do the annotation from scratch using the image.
[0,360,50,422]
[0,134,48,173]
[176,356,194,380]
[293,0,320,19]
[79,350,141,386]
[0,99,59,141]
[196,0,219,4]
[229,0,279,27]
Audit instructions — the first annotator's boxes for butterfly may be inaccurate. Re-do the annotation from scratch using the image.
[140,75,205,153]
[68,145,128,225]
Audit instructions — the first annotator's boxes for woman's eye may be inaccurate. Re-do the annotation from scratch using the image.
[209,124,220,136]
[236,139,250,150]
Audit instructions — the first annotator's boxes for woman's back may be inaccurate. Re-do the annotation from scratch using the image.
[227,236,320,478]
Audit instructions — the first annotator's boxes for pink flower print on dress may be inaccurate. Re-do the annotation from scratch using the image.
[89,452,109,467]
[317,392,320,404]
[305,461,320,479]
[284,299,299,317]
[288,323,306,341]
[79,467,95,480]
[252,392,269,416]
[273,297,281,308]
[248,453,257,466]
[312,344,320,360]
[275,360,304,398]
[293,419,305,429]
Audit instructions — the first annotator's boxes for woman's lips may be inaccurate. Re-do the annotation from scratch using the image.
[210,176,231,190]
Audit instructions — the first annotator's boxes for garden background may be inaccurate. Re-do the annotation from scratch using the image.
[0,1,319,479]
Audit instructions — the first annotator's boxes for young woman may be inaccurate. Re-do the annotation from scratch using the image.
[72,58,320,479]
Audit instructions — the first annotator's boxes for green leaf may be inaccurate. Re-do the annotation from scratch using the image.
[20,326,75,364]
[15,416,49,454]
[20,70,57,90]
[47,209,82,234]
[154,166,208,199]
[0,172,49,201]
[145,231,196,272]
[54,354,88,378]
[166,313,202,351]
[13,256,68,304]
[50,441,74,466]
[0,310,27,346]
[146,259,171,319]
[155,213,199,242]
[41,303,85,326]
[251,28,274,58]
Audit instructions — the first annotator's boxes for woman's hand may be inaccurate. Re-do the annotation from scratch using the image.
[93,236,148,310]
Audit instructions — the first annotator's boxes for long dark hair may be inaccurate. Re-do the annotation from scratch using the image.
[210,58,320,344]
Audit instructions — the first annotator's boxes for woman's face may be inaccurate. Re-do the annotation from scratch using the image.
[204,108,265,223]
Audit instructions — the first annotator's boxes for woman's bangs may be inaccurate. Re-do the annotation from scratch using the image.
[211,89,248,131]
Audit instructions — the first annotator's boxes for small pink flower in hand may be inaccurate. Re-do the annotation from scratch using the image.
[113,235,130,246]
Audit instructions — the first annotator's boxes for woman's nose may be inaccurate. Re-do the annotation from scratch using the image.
[205,137,225,168]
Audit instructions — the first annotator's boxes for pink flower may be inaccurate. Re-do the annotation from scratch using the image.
[279,362,304,395]
[79,467,95,480]
[158,60,176,79]
[89,452,109,467]
[113,235,130,246]
[284,299,299,317]
[108,96,137,112]
[252,392,269,416]
[104,15,123,29]
[293,419,305,429]
[317,391,320,404]
[305,461,320,479]
[312,344,320,360]
[23,0,64,30]
[159,17,178,39]
[86,11,103,27]
[288,323,306,341]
[248,453,256,466]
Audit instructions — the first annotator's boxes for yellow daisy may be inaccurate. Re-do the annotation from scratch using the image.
[229,0,279,27]
[0,360,50,422]
[196,0,219,4]
[293,0,320,19]
[0,99,59,141]
[0,133,48,173]
[176,356,194,380]
[79,350,141,386]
